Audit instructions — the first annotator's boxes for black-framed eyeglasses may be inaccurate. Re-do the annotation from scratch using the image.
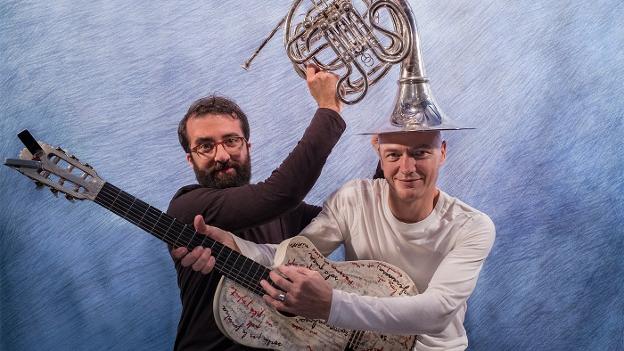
[190,136,247,158]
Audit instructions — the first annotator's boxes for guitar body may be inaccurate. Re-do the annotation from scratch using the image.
[214,236,418,350]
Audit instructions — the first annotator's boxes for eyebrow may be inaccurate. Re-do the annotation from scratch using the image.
[381,144,434,152]
[194,133,241,144]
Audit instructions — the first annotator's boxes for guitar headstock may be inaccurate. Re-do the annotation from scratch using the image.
[4,130,105,201]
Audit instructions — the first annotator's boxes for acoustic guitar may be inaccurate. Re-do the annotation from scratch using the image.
[5,130,418,350]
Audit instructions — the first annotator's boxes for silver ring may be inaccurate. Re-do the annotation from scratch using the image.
[277,293,286,302]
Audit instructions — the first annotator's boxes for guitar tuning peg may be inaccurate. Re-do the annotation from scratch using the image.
[34,180,44,188]
[84,163,92,169]
[65,194,75,202]
[50,188,59,197]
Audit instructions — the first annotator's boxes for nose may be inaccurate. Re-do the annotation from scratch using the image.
[213,143,230,163]
[399,154,416,175]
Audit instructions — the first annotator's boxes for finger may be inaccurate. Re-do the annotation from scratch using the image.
[278,265,311,282]
[306,63,320,78]
[269,269,293,291]
[191,248,212,272]
[294,265,312,275]
[260,280,290,311]
[193,215,226,242]
[276,265,300,280]
[316,69,335,80]
[262,294,289,312]
[171,247,188,260]
[194,215,208,234]
[200,256,216,274]
[180,246,203,267]
[260,279,281,297]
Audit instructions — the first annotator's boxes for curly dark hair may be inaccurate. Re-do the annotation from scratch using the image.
[178,95,250,153]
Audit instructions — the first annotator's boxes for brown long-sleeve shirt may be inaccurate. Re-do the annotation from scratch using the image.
[166,108,346,351]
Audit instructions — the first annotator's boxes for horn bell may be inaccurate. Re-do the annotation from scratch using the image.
[375,76,474,134]
[362,0,474,135]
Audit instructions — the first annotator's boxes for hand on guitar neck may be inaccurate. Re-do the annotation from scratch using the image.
[171,215,239,274]
[172,215,333,321]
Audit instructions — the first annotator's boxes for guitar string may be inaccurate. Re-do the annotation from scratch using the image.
[94,185,357,347]
[95,184,408,348]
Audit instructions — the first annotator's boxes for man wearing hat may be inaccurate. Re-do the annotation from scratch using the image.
[181,102,496,350]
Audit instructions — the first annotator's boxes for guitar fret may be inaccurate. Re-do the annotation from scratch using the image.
[108,186,122,208]
[186,229,197,248]
[136,204,150,228]
[174,224,187,247]
[122,196,137,218]
[248,260,263,293]
[117,194,135,223]
[150,212,162,239]
[230,254,240,274]
[139,206,161,233]
[147,212,163,237]
[162,217,175,246]
[244,258,264,294]
[183,226,197,248]
[118,191,145,226]
[224,250,236,270]
[213,242,227,263]
[133,203,150,230]
[197,235,213,250]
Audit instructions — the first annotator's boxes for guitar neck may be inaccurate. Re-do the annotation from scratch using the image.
[93,182,270,296]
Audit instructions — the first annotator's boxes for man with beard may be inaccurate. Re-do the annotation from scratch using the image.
[166,65,345,350]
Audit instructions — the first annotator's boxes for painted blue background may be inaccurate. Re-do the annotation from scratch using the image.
[1,1,622,350]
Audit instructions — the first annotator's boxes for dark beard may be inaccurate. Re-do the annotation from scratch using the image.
[192,158,251,189]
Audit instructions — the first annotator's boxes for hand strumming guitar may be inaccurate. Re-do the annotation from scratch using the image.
[260,265,333,321]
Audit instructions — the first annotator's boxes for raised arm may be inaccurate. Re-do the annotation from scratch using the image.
[168,67,345,231]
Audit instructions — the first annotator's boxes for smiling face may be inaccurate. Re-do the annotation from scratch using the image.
[374,131,446,220]
[185,113,252,188]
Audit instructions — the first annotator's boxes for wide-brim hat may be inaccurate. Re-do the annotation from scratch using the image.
[358,98,474,135]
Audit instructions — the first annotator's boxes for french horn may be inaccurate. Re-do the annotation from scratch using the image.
[243,0,472,132]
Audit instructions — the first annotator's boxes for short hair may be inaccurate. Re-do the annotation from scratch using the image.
[178,95,250,153]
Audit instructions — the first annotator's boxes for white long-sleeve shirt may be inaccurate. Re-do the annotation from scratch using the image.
[234,179,496,350]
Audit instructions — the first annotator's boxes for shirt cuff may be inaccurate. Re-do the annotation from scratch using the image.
[326,289,348,326]
[232,236,276,267]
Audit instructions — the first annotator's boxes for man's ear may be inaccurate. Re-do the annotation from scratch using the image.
[370,135,379,149]
[185,153,194,169]
[371,135,385,179]
[440,140,447,166]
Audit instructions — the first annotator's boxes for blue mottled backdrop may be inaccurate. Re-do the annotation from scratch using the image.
[1,1,623,350]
